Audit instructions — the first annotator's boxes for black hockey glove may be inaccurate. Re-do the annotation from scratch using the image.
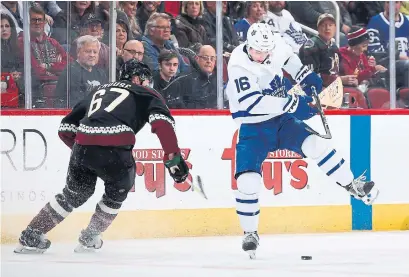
[164,153,189,183]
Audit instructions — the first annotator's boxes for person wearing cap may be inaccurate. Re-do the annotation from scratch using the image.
[299,13,342,87]
[339,26,387,85]
[70,13,110,71]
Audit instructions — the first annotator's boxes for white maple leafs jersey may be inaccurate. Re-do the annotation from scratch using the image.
[261,10,307,54]
[226,40,310,125]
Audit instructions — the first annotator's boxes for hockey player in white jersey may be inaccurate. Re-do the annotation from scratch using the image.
[226,23,379,259]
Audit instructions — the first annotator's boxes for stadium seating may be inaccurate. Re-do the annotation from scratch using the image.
[1,73,19,108]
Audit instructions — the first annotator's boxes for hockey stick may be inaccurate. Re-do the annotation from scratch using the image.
[187,175,208,200]
[305,86,333,139]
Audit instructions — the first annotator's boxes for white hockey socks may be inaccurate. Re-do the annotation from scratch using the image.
[235,172,262,232]
[302,135,354,187]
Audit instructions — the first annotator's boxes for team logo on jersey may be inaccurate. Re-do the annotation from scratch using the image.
[86,80,101,92]
[285,23,307,45]
[303,39,315,48]
[329,53,340,75]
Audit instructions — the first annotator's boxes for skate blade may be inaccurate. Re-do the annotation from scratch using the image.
[362,187,380,205]
[14,244,47,254]
[74,240,103,253]
[246,250,256,260]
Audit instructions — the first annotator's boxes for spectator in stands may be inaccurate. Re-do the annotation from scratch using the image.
[287,1,349,46]
[300,13,357,87]
[367,1,409,88]
[153,49,179,91]
[70,13,110,70]
[174,1,209,48]
[116,19,131,56]
[228,2,247,24]
[141,13,189,73]
[338,2,353,35]
[262,1,307,54]
[161,45,217,109]
[119,1,143,40]
[347,1,384,26]
[98,2,129,45]
[1,13,22,87]
[0,1,23,33]
[33,1,62,36]
[18,5,69,108]
[1,12,23,105]
[340,27,387,86]
[51,1,96,49]
[55,35,107,108]
[234,1,267,41]
[202,1,240,55]
[136,1,161,34]
[116,40,153,79]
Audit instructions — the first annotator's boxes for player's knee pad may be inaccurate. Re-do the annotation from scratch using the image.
[301,135,331,159]
[96,193,122,216]
[236,172,263,196]
[62,184,95,209]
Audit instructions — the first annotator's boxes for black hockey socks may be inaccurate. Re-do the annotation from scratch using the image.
[28,193,73,234]
[84,194,122,234]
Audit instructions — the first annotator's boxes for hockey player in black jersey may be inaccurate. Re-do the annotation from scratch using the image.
[14,59,189,254]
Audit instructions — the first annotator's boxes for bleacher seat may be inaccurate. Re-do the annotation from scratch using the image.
[343,87,368,109]
[366,87,390,109]
[1,73,19,108]
[41,81,58,108]
[397,87,409,107]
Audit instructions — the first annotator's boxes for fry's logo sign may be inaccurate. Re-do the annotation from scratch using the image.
[130,149,192,198]
[222,131,308,194]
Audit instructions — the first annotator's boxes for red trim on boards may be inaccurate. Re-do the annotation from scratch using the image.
[1,109,409,116]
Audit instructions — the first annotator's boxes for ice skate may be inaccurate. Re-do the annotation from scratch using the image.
[345,171,379,205]
[14,227,51,254]
[74,229,103,253]
[242,231,259,259]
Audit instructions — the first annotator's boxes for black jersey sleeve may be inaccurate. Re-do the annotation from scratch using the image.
[136,85,180,158]
[58,98,87,148]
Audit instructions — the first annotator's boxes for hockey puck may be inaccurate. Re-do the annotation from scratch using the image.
[301,256,312,260]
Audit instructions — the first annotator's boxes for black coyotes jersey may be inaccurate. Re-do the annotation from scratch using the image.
[58,81,175,148]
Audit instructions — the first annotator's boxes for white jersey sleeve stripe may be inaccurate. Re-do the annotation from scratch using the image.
[238,91,262,103]
[246,96,264,112]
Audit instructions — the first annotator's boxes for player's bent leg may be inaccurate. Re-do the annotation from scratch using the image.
[236,172,262,259]
[301,134,379,205]
[75,158,136,253]
[15,147,97,254]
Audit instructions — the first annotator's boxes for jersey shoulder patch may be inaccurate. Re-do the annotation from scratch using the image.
[303,39,315,48]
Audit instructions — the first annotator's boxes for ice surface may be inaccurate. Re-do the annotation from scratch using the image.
[2,231,409,277]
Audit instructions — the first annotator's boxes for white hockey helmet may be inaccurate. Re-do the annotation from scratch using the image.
[246,23,276,52]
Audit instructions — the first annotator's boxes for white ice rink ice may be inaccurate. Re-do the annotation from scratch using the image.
[2,231,409,277]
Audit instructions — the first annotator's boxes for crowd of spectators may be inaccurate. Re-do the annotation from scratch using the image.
[1,1,409,109]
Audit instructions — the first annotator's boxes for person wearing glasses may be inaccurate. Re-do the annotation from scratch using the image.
[116,40,153,80]
[17,5,69,108]
[161,45,218,108]
[141,13,190,73]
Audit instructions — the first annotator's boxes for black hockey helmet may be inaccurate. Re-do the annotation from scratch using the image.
[119,59,153,83]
